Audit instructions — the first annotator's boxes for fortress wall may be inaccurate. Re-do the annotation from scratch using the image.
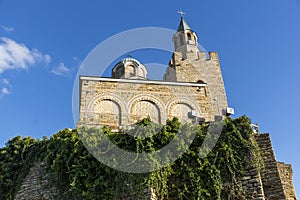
[14,162,59,200]
[277,162,297,200]
[241,165,265,200]
[255,133,287,199]
[13,134,297,200]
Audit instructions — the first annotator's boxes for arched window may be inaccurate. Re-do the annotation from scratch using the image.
[196,80,205,94]
[127,65,135,76]
[187,33,192,40]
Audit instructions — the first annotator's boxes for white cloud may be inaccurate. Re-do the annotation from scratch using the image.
[0,78,12,97]
[1,25,14,33]
[44,54,51,64]
[3,78,10,85]
[0,37,51,74]
[50,62,70,76]
[1,87,10,95]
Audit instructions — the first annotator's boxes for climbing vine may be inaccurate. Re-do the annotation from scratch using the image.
[0,116,260,199]
[0,136,46,200]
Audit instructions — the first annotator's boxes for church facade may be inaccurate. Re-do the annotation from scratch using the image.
[77,16,297,199]
[78,17,229,128]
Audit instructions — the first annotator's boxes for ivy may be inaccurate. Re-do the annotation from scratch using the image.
[0,136,45,200]
[0,116,260,199]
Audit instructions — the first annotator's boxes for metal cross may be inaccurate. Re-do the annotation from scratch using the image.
[177,10,186,17]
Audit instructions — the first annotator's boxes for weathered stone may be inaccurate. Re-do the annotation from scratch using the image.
[14,162,59,200]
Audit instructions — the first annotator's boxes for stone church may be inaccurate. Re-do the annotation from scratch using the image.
[78,16,229,128]
[77,16,297,199]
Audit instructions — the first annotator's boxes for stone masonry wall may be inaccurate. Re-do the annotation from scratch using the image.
[13,134,297,199]
[14,162,59,200]
[79,78,213,128]
[165,51,228,119]
[241,164,265,200]
[255,133,287,200]
[236,133,298,200]
[277,162,297,200]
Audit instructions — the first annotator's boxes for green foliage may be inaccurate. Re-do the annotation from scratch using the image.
[0,136,44,200]
[45,128,117,199]
[0,116,260,199]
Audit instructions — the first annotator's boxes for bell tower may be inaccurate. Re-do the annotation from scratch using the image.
[173,16,200,59]
[164,14,229,121]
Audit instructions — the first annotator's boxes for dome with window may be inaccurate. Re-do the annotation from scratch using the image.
[112,57,147,79]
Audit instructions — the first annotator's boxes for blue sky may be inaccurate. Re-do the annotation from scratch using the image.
[0,0,299,195]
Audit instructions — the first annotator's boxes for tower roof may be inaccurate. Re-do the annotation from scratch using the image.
[177,16,192,32]
[112,56,148,80]
[120,57,141,65]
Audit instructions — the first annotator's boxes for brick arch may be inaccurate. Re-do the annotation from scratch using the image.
[128,94,167,124]
[87,94,128,127]
[87,94,128,114]
[166,98,201,123]
[93,99,121,127]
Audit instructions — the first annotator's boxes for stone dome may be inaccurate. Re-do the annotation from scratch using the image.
[112,57,147,79]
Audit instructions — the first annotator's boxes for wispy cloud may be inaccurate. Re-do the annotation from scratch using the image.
[0,78,12,97]
[1,25,15,33]
[1,87,10,95]
[3,78,10,85]
[0,37,51,74]
[50,62,70,77]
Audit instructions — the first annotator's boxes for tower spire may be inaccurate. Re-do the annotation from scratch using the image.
[173,13,200,58]
[176,11,192,32]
